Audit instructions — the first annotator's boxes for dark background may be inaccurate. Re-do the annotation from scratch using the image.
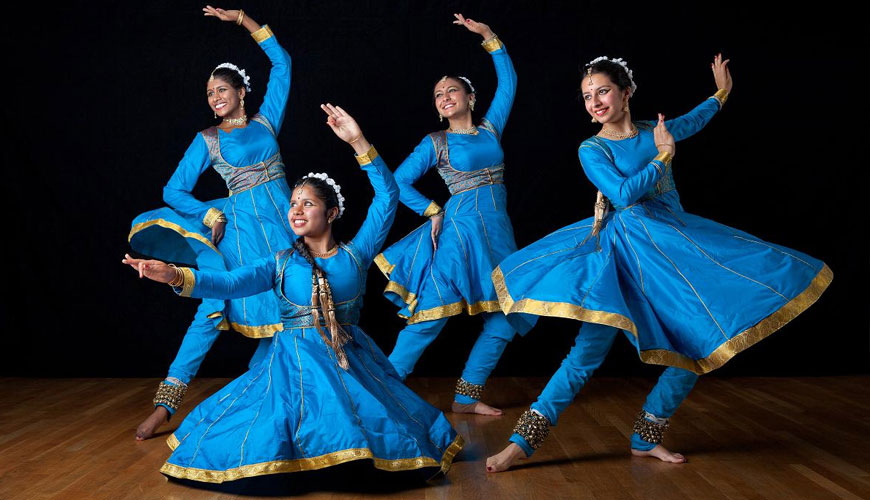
[3,1,866,379]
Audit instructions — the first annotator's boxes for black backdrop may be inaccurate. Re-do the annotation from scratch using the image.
[3,1,866,378]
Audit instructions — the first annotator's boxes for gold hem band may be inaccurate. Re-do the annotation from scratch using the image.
[160,435,464,483]
[374,253,395,276]
[128,218,220,254]
[492,264,832,375]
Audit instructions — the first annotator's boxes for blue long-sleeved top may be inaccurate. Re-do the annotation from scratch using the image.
[579,97,721,208]
[176,151,399,324]
[162,26,292,224]
[394,42,517,216]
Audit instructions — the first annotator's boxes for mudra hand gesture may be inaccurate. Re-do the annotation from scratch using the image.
[712,53,732,93]
[654,113,675,156]
[122,254,177,284]
[453,13,495,40]
[321,104,364,144]
[202,5,241,22]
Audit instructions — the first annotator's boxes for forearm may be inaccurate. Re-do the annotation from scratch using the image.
[173,259,275,299]
[350,148,400,260]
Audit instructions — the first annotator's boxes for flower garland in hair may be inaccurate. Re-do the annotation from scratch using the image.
[586,56,637,95]
[304,172,345,218]
[213,62,252,92]
[457,76,476,93]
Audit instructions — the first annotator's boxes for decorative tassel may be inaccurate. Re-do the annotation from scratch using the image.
[590,190,610,237]
[309,268,353,371]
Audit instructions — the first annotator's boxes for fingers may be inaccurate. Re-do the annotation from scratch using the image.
[335,105,350,118]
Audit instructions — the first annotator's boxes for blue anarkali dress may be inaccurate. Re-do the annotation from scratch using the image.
[494,94,832,375]
[160,148,462,483]
[128,26,292,404]
[374,36,524,403]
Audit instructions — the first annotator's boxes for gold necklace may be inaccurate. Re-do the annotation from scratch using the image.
[222,115,248,127]
[311,245,338,258]
[448,125,478,135]
[600,124,638,140]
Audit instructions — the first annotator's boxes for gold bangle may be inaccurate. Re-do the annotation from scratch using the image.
[349,135,361,144]
[167,265,185,287]
[236,9,245,26]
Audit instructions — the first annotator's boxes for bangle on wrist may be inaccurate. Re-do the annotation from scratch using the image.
[168,264,185,287]
[349,135,361,144]
[236,9,245,26]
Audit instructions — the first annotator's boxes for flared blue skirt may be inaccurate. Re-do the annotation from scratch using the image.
[160,325,463,483]
[493,195,832,374]
[375,183,523,328]
[128,179,294,338]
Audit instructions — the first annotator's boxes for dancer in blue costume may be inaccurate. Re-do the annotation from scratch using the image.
[486,54,832,472]
[128,7,294,440]
[123,104,462,483]
[375,14,522,416]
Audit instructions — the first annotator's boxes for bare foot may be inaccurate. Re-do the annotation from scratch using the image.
[631,444,686,463]
[135,406,170,441]
[486,443,526,473]
[452,400,504,416]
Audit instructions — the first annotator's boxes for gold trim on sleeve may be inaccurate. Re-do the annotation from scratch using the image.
[203,208,225,229]
[481,35,504,53]
[159,435,464,483]
[179,267,196,297]
[423,201,443,218]
[653,151,673,168]
[355,145,379,166]
[251,25,274,43]
[713,88,729,107]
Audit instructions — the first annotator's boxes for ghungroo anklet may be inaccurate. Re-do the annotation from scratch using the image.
[513,409,551,450]
[632,410,669,445]
[454,378,484,400]
[153,380,187,412]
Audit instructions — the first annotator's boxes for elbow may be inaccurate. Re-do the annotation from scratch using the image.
[162,186,176,205]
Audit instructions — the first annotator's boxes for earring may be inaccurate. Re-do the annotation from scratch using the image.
[591,116,597,123]
[469,100,475,111]
[241,98,245,109]
[439,114,443,122]
[214,111,217,119]
[623,103,629,112]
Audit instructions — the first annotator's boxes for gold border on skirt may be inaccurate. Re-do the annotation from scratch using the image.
[160,434,464,483]
[492,264,833,375]
[129,218,221,254]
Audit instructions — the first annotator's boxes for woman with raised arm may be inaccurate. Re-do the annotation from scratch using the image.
[128,6,294,440]
[375,14,523,416]
[123,105,462,483]
[486,54,831,471]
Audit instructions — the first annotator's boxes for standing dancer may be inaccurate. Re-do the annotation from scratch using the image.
[128,6,293,440]
[486,54,831,471]
[375,14,522,416]
[122,105,462,483]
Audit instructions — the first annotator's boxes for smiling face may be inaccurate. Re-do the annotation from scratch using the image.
[288,184,338,238]
[581,72,630,124]
[433,77,475,120]
[206,76,245,119]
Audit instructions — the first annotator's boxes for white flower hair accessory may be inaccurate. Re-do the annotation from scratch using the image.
[457,76,476,93]
[586,56,637,96]
[213,62,252,92]
[303,172,345,219]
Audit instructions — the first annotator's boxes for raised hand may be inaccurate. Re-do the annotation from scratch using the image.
[122,254,177,283]
[654,114,675,156]
[321,104,363,144]
[453,13,495,40]
[712,53,732,92]
[202,5,241,22]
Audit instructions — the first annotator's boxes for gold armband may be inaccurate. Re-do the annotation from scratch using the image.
[423,201,443,218]
[355,145,379,166]
[203,208,226,228]
[653,151,673,168]
[481,35,504,53]
[251,25,274,43]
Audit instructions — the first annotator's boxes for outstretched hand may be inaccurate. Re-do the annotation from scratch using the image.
[321,104,363,144]
[202,5,241,22]
[122,254,177,283]
[453,13,494,39]
[712,53,732,92]
[654,114,675,156]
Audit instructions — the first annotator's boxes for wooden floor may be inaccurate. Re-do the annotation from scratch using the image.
[2,376,869,499]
